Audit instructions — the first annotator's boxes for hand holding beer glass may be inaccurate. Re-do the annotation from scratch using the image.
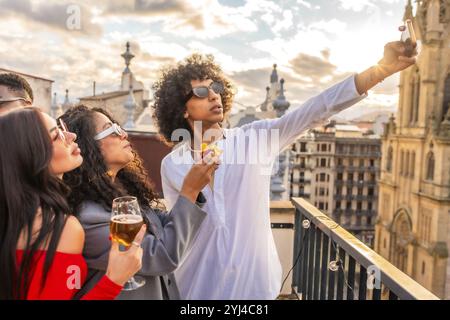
[110,196,146,291]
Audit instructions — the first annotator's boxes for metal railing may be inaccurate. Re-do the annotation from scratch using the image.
[291,198,439,300]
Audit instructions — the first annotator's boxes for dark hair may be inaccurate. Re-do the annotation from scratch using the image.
[60,105,160,215]
[151,53,234,145]
[0,73,34,102]
[0,108,70,299]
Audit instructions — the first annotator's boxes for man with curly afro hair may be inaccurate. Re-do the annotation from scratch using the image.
[0,72,33,113]
[153,42,417,300]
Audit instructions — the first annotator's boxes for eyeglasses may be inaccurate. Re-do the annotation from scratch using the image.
[185,81,224,103]
[50,119,70,146]
[0,97,32,105]
[94,123,126,140]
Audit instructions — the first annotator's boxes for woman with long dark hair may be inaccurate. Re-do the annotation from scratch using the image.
[0,107,144,300]
[60,105,217,300]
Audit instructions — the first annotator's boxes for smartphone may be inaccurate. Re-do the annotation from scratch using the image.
[400,19,417,56]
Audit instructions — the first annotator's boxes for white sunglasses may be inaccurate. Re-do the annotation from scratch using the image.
[94,123,125,140]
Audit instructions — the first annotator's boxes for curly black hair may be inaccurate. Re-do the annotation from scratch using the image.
[0,72,34,102]
[151,53,235,145]
[59,105,160,215]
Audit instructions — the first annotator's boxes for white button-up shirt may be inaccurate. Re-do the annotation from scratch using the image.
[161,75,366,299]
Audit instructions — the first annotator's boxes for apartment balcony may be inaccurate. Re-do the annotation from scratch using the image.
[272,198,439,300]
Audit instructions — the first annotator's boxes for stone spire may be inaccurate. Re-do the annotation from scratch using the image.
[121,41,135,74]
[62,89,72,112]
[426,0,444,40]
[270,64,278,84]
[403,0,413,21]
[272,78,290,117]
[50,92,62,118]
[123,86,137,130]
[260,86,270,111]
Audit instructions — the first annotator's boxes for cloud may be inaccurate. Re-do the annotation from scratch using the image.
[0,0,102,36]
[289,52,337,81]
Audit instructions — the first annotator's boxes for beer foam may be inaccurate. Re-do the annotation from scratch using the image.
[111,214,143,224]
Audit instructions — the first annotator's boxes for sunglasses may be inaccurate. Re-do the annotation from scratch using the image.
[94,123,126,140]
[0,97,32,105]
[185,81,224,103]
[50,119,70,146]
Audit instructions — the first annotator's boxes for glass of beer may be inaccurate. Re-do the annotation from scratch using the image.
[110,196,145,291]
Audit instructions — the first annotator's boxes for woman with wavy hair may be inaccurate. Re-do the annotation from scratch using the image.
[60,105,217,300]
[0,107,144,300]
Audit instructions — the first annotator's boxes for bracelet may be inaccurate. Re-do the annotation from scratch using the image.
[372,65,389,83]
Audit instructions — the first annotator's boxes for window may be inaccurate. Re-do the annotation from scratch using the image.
[410,68,420,124]
[321,144,327,152]
[316,174,319,182]
[422,262,426,275]
[405,151,410,176]
[426,151,435,181]
[320,158,327,167]
[319,202,324,210]
[368,187,374,196]
[358,173,364,182]
[336,187,342,195]
[368,202,373,211]
[359,159,364,167]
[400,150,404,175]
[349,158,354,166]
[367,217,372,225]
[317,144,320,152]
[370,173,376,181]
[443,74,450,122]
[357,187,363,196]
[346,201,352,209]
[383,238,386,249]
[386,146,393,172]
[336,201,341,209]
[319,188,325,196]
[348,173,354,181]
[370,159,375,167]
[300,142,307,152]
[337,158,343,166]
[337,173,343,181]
[357,202,362,210]
[320,173,326,182]
[411,152,415,178]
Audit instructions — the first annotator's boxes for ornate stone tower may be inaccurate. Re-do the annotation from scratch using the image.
[375,0,450,299]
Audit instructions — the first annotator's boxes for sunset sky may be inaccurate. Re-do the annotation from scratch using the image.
[0,0,413,119]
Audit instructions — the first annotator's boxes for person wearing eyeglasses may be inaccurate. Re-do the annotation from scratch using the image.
[0,107,145,300]
[152,41,417,300]
[59,104,219,300]
[0,73,33,113]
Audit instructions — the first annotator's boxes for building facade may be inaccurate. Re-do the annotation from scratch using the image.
[375,0,450,299]
[289,123,381,247]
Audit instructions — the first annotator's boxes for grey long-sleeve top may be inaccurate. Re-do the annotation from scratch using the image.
[73,194,206,300]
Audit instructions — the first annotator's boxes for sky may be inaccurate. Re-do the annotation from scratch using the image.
[0,0,413,119]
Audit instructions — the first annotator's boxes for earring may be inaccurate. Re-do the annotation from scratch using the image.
[184,112,189,119]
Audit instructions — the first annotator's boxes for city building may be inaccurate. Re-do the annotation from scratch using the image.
[289,122,381,246]
[375,0,450,299]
